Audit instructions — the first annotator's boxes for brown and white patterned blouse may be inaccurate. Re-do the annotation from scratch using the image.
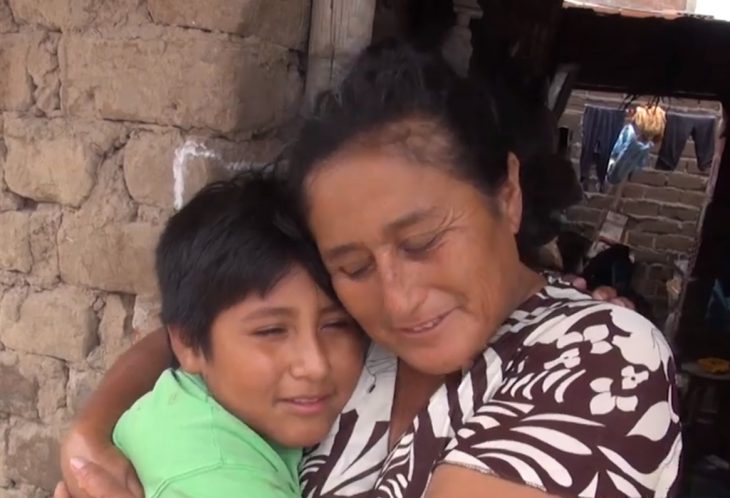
[299,278,681,498]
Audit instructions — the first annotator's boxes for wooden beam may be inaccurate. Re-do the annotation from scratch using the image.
[304,0,377,110]
[556,8,730,98]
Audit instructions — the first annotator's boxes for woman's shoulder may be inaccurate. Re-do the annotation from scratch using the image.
[491,278,674,376]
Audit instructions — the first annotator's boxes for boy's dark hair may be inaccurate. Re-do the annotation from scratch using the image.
[156,171,336,367]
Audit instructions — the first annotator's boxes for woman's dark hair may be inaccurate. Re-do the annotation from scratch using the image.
[156,171,336,368]
[286,40,581,261]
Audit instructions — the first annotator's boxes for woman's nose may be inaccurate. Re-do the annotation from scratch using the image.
[289,331,330,381]
[378,256,426,319]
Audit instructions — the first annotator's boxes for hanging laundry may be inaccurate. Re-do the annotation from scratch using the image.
[580,105,625,188]
[606,105,666,185]
[657,111,716,171]
[606,124,652,184]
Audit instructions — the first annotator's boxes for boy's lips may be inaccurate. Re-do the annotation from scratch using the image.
[279,394,333,415]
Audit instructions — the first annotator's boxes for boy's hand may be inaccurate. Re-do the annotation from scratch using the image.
[566,275,636,310]
[55,458,141,498]
[57,424,143,498]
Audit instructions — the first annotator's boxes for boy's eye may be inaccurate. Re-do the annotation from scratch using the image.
[321,318,356,332]
[253,326,287,337]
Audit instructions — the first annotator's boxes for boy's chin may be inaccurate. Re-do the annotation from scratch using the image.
[268,421,333,449]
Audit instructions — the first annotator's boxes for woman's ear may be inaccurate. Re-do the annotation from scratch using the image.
[168,327,205,374]
[497,152,523,234]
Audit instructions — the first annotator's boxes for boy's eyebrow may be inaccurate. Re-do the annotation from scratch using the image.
[242,306,295,320]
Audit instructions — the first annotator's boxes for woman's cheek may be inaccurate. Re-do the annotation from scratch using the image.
[334,279,377,327]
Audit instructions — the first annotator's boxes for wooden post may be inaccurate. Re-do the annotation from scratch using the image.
[304,0,377,111]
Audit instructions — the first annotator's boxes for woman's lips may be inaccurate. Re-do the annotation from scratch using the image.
[396,309,454,336]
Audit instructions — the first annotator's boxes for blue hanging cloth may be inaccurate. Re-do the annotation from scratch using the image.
[605,123,653,185]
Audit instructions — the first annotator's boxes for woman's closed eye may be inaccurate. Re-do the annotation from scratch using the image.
[400,231,444,256]
[339,260,373,280]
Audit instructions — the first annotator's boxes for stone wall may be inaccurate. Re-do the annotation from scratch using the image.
[0,1,310,496]
[559,90,721,321]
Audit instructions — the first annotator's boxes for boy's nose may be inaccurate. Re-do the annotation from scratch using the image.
[290,332,330,381]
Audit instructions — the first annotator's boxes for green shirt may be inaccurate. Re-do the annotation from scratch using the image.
[113,369,302,498]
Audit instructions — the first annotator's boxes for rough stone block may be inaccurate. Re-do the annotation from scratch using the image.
[621,199,661,217]
[87,294,134,370]
[0,0,16,33]
[584,193,611,210]
[61,29,302,134]
[28,204,62,288]
[635,219,682,235]
[621,183,645,199]
[681,222,698,237]
[627,231,655,250]
[25,30,61,115]
[1,286,98,362]
[685,158,710,176]
[123,130,181,208]
[631,170,667,187]
[0,418,8,488]
[660,204,700,222]
[654,235,695,254]
[633,248,669,264]
[3,117,124,206]
[0,30,59,114]
[6,421,61,492]
[125,133,284,209]
[8,0,148,30]
[0,33,34,110]
[148,0,311,49]
[643,186,681,204]
[79,151,137,227]
[679,190,707,209]
[666,172,707,191]
[132,294,162,337]
[67,368,103,414]
[0,211,31,272]
[58,220,161,295]
[0,189,24,212]
[0,351,37,417]
[2,484,50,498]
[565,206,602,226]
[0,351,66,419]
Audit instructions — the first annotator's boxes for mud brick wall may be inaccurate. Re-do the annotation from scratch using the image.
[559,90,721,322]
[0,1,311,496]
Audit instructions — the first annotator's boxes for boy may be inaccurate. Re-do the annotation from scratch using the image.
[112,172,364,498]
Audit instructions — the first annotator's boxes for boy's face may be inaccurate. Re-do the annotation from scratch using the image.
[173,266,364,448]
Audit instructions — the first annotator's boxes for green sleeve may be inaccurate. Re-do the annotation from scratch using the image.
[156,465,300,498]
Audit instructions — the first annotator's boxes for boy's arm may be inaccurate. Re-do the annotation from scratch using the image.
[59,329,171,497]
[160,466,300,498]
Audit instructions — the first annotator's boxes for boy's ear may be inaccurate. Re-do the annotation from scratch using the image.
[168,326,205,374]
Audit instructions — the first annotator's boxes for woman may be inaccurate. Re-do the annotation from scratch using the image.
[58,42,680,498]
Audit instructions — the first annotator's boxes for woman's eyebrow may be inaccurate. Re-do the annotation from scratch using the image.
[384,207,441,234]
[322,242,363,262]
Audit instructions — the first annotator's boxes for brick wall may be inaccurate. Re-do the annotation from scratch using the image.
[560,90,721,321]
[0,1,311,496]
[571,0,688,11]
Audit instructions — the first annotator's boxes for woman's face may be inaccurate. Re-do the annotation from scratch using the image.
[307,145,526,375]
